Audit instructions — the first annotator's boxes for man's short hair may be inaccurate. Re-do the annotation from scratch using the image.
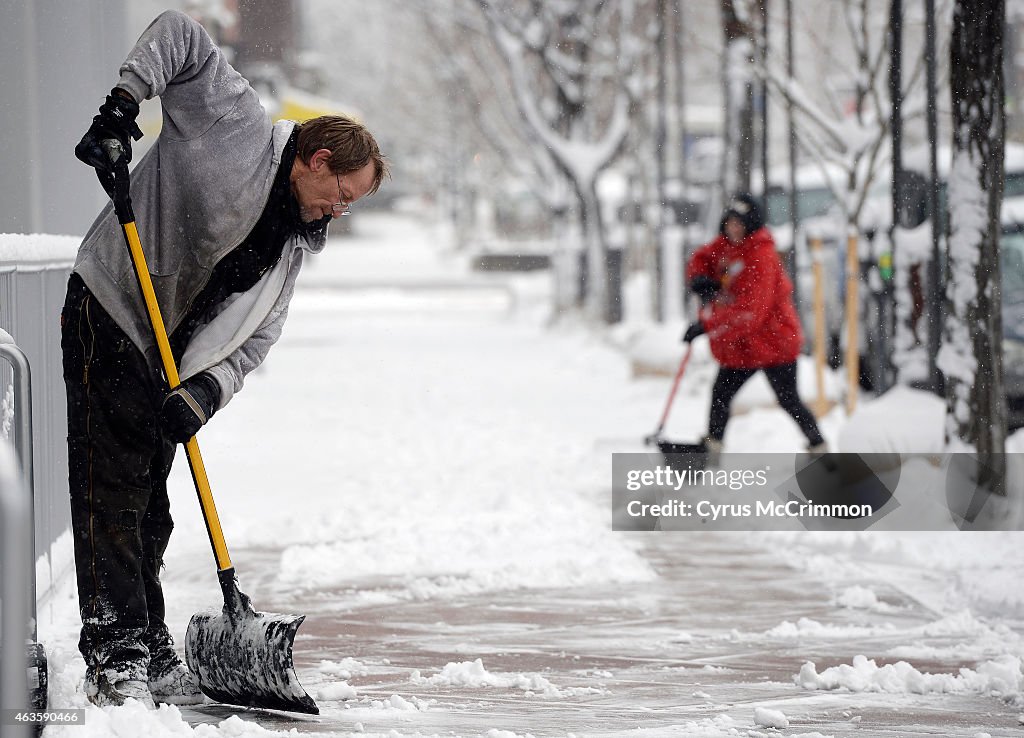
[296,115,389,196]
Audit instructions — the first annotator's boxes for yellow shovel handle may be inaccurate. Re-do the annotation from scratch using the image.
[120,220,233,572]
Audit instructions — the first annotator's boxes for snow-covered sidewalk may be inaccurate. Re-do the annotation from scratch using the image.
[38,212,1024,737]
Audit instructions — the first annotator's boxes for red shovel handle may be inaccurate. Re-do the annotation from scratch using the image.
[651,344,693,439]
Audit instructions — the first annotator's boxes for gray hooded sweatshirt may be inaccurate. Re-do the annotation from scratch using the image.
[73,10,326,409]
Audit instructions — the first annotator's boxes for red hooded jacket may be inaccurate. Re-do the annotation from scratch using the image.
[686,227,803,369]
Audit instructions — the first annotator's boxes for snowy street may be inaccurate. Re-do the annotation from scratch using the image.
[35,212,1024,737]
[8,2,1024,736]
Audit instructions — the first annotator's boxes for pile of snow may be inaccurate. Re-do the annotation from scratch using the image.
[753,705,790,729]
[834,585,898,613]
[316,657,369,680]
[410,658,603,699]
[608,319,691,376]
[315,680,357,701]
[797,654,1023,697]
[712,618,890,643]
[761,617,895,641]
[838,385,945,454]
[317,659,374,700]
[336,693,438,728]
[0,232,79,265]
[363,694,431,712]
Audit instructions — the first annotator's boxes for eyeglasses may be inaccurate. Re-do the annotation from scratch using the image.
[333,174,352,217]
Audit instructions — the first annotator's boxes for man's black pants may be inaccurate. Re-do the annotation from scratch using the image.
[708,362,825,446]
[61,274,178,681]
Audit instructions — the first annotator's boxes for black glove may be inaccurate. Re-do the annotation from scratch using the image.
[682,322,706,343]
[690,275,721,302]
[160,373,221,443]
[74,88,143,173]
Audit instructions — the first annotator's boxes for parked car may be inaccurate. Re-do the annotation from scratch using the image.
[996,201,1024,430]
[860,142,1024,234]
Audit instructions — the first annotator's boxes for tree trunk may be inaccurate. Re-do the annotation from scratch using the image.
[721,0,754,197]
[939,0,1006,491]
[654,0,669,322]
[578,182,609,323]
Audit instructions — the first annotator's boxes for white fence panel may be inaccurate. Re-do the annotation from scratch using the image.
[0,235,79,605]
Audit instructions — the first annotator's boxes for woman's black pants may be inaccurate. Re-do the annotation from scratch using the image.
[708,361,825,446]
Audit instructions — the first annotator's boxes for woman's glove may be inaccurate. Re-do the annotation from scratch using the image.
[690,275,721,302]
[682,322,706,343]
[160,373,221,443]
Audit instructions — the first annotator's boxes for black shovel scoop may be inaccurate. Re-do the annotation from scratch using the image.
[643,343,708,469]
[186,570,315,713]
[100,143,317,715]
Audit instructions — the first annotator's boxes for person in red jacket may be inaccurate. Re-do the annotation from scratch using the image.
[684,194,826,457]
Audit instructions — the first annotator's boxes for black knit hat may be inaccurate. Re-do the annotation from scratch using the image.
[719,192,764,237]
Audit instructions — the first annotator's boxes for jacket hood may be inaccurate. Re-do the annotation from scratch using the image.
[719,192,765,237]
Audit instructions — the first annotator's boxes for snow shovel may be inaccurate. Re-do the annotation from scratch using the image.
[99,143,318,715]
[643,341,708,468]
[643,344,707,466]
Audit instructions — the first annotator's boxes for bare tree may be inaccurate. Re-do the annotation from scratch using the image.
[757,0,936,231]
[469,0,646,323]
[938,0,1006,490]
[305,2,464,188]
[418,4,569,214]
[417,3,571,250]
